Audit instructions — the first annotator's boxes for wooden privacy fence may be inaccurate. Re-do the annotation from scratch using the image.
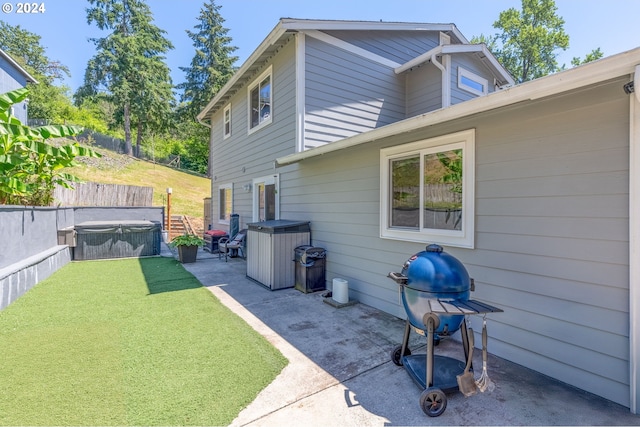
[53,182,153,207]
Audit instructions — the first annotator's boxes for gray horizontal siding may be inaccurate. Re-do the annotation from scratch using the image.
[304,36,405,149]
[465,80,630,406]
[0,56,29,123]
[325,30,440,64]
[279,77,631,406]
[209,39,297,230]
[450,54,496,105]
[406,65,442,116]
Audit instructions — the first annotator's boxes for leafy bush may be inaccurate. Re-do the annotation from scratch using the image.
[0,88,101,205]
[169,233,205,247]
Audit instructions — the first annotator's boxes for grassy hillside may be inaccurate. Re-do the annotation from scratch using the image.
[67,146,210,219]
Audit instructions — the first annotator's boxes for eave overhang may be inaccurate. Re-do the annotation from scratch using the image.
[276,47,640,167]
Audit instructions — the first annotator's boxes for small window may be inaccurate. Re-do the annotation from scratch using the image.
[248,66,272,133]
[458,67,488,97]
[223,104,231,139]
[380,129,475,248]
[218,183,233,224]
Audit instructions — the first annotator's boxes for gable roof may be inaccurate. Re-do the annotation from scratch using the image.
[395,43,515,87]
[197,18,473,122]
[0,48,38,84]
[276,47,640,166]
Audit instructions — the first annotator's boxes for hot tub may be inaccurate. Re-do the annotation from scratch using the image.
[73,220,161,260]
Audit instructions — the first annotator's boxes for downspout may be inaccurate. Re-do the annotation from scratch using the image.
[431,53,450,108]
[630,64,640,414]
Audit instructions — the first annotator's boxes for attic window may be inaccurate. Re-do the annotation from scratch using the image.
[458,67,488,97]
[248,66,272,133]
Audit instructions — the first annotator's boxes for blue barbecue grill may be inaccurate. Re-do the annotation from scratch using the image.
[388,244,502,417]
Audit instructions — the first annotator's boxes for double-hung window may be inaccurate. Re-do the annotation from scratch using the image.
[248,66,272,133]
[218,183,233,224]
[380,129,475,248]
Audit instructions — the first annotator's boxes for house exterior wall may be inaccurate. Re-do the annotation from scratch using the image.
[450,54,495,104]
[324,30,440,64]
[304,35,405,149]
[279,77,631,407]
[405,65,442,116]
[209,37,298,232]
[0,55,29,123]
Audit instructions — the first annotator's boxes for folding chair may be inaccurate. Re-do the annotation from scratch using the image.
[218,229,247,262]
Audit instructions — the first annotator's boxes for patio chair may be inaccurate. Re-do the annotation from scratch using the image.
[218,229,247,262]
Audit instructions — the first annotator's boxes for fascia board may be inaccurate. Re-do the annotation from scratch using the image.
[197,22,287,121]
[277,47,640,166]
[0,48,38,84]
[281,18,458,33]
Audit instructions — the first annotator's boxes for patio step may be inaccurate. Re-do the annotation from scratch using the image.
[166,215,186,240]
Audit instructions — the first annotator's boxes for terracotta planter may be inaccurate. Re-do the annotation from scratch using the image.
[177,245,198,263]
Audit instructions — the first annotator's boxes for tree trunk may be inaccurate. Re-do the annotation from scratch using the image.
[136,121,143,158]
[123,102,133,156]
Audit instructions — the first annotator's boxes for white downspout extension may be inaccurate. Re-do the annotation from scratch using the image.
[431,53,450,108]
[630,64,640,414]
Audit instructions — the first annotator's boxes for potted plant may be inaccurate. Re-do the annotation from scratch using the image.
[169,233,205,263]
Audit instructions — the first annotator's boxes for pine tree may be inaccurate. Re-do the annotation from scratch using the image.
[78,0,174,156]
[177,0,238,120]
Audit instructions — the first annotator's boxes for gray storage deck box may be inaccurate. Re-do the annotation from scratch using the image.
[73,220,161,260]
[247,220,310,290]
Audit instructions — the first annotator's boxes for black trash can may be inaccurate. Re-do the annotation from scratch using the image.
[294,245,326,293]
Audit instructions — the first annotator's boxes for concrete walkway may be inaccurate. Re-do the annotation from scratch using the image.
[165,246,640,426]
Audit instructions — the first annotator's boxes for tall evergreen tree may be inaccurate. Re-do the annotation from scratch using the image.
[177,0,238,119]
[78,0,174,156]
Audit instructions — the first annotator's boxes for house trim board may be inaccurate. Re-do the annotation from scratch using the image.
[630,64,640,414]
[296,32,306,153]
[0,48,38,84]
[302,30,402,69]
[279,19,469,44]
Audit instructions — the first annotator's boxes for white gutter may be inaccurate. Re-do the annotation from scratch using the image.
[276,47,640,167]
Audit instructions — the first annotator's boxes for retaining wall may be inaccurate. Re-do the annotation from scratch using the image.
[0,205,164,310]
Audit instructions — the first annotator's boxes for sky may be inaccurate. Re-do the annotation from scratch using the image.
[2,0,640,94]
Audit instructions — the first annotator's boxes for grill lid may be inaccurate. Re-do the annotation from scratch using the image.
[402,244,471,293]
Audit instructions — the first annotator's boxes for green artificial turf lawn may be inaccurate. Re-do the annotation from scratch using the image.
[0,257,287,426]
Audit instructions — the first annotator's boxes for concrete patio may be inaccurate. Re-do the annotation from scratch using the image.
[164,245,640,426]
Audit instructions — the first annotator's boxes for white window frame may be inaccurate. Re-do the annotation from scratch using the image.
[252,174,279,222]
[248,66,273,134]
[218,183,233,225]
[380,129,475,249]
[223,103,231,139]
[458,67,488,97]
